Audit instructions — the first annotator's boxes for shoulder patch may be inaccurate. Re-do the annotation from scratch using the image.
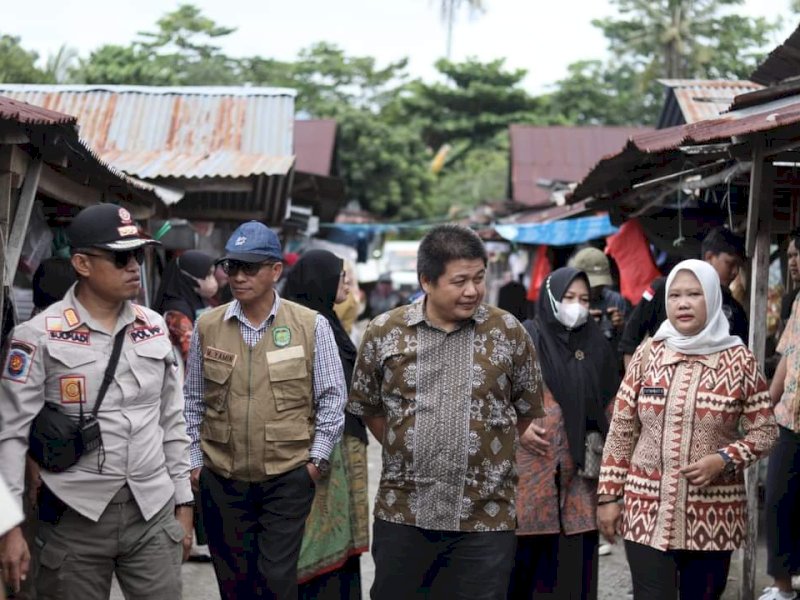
[2,339,37,383]
[132,304,150,325]
[63,308,80,328]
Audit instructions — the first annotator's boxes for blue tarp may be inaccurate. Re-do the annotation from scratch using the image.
[495,215,618,246]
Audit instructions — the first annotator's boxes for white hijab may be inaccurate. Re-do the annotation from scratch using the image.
[652,259,743,355]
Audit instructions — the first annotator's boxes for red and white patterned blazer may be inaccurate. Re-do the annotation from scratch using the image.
[598,340,777,551]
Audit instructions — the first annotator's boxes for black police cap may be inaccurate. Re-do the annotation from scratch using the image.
[67,204,160,251]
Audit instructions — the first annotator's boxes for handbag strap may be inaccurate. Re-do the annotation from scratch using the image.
[90,327,128,419]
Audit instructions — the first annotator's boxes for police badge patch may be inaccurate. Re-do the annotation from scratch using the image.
[2,340,36,384]
[272,326,291,347]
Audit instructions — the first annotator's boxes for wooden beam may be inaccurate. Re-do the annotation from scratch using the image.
[168,207,274,222]
[742,151,774,600]
[37,163,103,208]
[0,123,29,145]
[0,145,13,323]
[154,177,254,193]
[745,146,765,258]
[4,157,42,286]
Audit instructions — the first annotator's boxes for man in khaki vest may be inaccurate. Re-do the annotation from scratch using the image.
[184,221,347,600]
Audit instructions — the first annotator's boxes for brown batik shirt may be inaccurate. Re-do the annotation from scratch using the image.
[347,301,544,532]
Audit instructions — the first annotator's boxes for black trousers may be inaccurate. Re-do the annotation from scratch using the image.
[509,531,599,599]
[200,465,315,600]
[624,540,732,600]
[370,519,516,600]
[766,425,800,578]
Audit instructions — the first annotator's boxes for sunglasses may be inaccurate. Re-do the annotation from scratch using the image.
[82,248,145,269]
[220,259,274,276]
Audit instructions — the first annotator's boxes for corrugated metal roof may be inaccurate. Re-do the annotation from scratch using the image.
[572,91,800,202]
[509,125,652,206]
[0,85,295,179]
[658,79,763,126]
[751,24,800,85]
[0,94,76,126]
[294,119,337,176]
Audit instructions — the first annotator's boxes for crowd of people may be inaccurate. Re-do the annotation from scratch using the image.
[0,203,795,600]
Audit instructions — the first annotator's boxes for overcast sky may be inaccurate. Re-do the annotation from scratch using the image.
[5,0,796,93]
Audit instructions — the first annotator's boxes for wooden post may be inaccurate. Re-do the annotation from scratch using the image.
[4,156,42,287]
[0,145,14,324]
[742,146,773,600]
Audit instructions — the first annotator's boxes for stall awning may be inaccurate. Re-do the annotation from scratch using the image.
[495,214,618,246]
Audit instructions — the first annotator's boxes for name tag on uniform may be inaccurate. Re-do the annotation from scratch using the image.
[266,346,304,363]
[205,346,237,367]
[642,386,665,397]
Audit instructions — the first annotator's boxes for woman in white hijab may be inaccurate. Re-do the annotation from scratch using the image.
[596,259,778,600]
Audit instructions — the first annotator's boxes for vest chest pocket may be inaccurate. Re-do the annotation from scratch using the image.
[203,360,233,412]
[267,350,309,412]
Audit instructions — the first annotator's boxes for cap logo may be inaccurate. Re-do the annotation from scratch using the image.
[118,225,138,237]
[235,236,247,246]
[118,208,132,224]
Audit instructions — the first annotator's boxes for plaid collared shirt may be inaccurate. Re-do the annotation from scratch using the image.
[184,292,346,470]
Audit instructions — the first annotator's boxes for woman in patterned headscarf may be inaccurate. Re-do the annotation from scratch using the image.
[511,266,620,599]
[597,259,778,600]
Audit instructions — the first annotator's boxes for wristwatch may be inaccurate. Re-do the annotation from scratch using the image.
[717,450,736,475]
[309,457,330,475]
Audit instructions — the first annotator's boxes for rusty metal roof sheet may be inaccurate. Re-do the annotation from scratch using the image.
[572,91,800,202]
[751,24,800,85]
[657,79,763,127]
[0,85,296,179]
[294,119,337,176]
[509,125,652,206]
[0,94,76,126]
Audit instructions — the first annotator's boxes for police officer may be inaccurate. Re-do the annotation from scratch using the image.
[0,204,194,599]
[184,221,347,600]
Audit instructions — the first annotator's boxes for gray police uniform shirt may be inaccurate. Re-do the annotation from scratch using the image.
[0,284,193,521]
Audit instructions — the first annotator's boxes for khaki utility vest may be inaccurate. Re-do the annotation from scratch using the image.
[196,300,317,481]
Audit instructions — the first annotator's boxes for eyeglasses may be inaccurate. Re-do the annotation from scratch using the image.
[81,248,145,269]
[220,259,274,276]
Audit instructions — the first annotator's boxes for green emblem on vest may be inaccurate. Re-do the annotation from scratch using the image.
[273,326,291,347]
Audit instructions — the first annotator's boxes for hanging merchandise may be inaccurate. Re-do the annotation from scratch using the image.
[17,202,53,276]
[526,245,552,302]
[605,219,662,305]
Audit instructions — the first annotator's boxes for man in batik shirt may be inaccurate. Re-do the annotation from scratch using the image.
[348,224,544,600]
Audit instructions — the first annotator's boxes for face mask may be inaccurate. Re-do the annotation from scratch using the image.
[554,300,589,329]
[546,277,589,329]
[184,270,219,299]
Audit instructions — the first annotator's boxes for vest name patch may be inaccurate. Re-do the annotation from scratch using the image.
[129,325,164,343]
[205,346,237,366]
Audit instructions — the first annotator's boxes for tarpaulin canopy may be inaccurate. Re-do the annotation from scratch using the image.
[495,214,618,246]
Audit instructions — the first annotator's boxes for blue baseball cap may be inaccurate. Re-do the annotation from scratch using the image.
[219,221,282,263]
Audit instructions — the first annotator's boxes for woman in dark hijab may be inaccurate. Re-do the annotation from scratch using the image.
[152,250,217,561]
[283,249,368,600]
[510,267,620,600]
[153,250,217,367]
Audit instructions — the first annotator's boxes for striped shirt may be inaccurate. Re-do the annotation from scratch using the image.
[184,292,346,469]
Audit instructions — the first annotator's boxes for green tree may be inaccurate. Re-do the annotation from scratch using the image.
[552,0,778,125]
[0,35,47,83]
[397,58,542,154]
[74,3,241,85]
